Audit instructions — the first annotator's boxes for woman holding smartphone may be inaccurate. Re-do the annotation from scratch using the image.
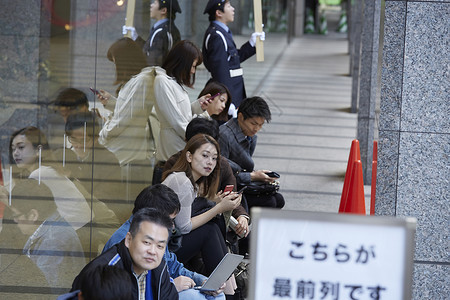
[197,81,232,124]
[161,134,241,276]
[97,37,158,199]
[153,40,212,163]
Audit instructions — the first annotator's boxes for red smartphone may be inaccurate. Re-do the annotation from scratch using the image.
[223,185,234,193]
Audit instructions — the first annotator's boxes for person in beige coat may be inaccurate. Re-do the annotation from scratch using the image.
[154,40,212,163]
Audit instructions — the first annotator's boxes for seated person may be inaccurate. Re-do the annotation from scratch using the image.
[218,96,285,210]
[1,179,85,290]
[65,111,127,222]
[103,184,225,300]
[48,87,93,150]
[57,265,133,300]
[197,81,232,125]
[164,117,250,240]
[9,126,91,230]
[71,208,179,300]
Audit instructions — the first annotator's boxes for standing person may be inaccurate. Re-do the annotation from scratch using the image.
[153,40,211,166]
[123,0,182,66]
[97,38,157,200]
[161,134,241,276]
[202,0,265,117]
[70,208,179,300]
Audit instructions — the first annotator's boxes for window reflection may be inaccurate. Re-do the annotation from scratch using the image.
[0,0,288,296]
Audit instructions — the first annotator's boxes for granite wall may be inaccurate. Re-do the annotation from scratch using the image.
[0,0,51,165]
[377,1,449,298]
[356,0,382,184]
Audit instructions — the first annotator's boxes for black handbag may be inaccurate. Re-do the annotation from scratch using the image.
[242,181,280,196]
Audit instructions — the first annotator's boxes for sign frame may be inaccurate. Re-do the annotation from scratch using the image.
[248,208,416,300]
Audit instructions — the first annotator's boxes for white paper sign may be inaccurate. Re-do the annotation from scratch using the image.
[249,209,416,300]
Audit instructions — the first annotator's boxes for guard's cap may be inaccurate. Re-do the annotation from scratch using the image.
[159,0,181,14]
[203,0,226,15]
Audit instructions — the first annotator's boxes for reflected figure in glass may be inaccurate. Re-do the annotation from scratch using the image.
[9,127,91,230]
[97,38,158,200]
[1,179,84,290]
[123,0,182,66]
[65,111,127,222]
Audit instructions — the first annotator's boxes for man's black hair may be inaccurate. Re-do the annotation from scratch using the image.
[129,207,173,238]
[79,265,133,300]
[132,184,180,215]
[238,96,272,122]
[185,117,220,141]
[65,111,100,138]
[54,88,89,108]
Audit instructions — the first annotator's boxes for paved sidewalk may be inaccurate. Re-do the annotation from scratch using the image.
[252,34,369,213]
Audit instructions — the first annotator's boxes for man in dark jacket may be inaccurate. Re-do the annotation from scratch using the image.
[124,0,181,66]
[71,208,178,300]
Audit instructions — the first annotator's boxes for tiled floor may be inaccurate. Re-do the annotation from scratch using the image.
[253,34,361,214]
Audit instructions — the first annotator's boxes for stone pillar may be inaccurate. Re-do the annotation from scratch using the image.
[377,1,449,298]
[0,0,51,162]
[357,0,382,184]
[294,0,305,37]
[350,0,363,113]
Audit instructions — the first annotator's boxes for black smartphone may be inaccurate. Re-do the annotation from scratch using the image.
[237,186,247,194]
[265,171,280,178]
[89,87,100,95]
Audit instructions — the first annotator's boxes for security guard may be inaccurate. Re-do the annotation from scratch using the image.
[123,0,181,66]
[202,0,264,117]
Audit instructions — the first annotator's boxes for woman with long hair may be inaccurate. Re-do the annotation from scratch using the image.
[161,134,241,275]
[9,126,90,230]
[153,40,212,163]
[97,37,158,199]
[198,80,232,124]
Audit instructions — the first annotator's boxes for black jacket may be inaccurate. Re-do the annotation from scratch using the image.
[137,19,181,66]
[71,240,178,300]
[202,22,255,107]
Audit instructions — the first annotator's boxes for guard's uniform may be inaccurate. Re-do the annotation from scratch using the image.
[136,19,181,66]
[202,22,255,107]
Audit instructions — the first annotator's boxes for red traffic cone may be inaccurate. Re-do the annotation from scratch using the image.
[342,160,366,214]
[339,140,361,212]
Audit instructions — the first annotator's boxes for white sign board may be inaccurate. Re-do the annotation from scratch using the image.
[248,208,416,300]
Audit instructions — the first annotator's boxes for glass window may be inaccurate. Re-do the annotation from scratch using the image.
[0,0,288,297]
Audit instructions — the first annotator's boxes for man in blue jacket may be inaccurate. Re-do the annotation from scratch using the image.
[103,184,226,300]
[71,208,178,300]
[202,0,264,117]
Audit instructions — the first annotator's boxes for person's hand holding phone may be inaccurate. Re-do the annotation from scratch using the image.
[198,93,212,111]
[218,191,241,213]
[251,169,276,183]
[91,87,110,106]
